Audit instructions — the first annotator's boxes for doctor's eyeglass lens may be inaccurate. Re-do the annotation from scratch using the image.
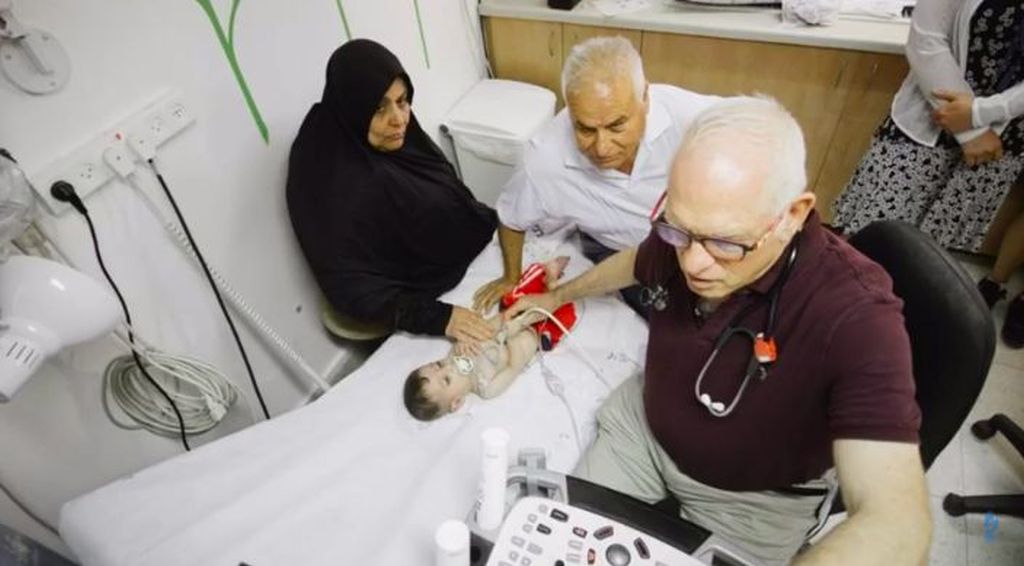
[652,214,772,262]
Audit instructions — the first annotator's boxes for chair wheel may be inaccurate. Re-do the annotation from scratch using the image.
[943,493,966,517]
[971,419,997,440]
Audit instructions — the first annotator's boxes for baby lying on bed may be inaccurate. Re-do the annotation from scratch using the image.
[403,257,576,421]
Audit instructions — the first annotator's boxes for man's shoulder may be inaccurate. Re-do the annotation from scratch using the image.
[806,228,904,324]
[519,109,575,175]
[649,84,720,116]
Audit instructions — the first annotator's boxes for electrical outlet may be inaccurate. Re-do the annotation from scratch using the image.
[27,89,196,215]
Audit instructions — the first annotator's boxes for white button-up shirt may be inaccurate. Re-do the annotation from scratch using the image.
[496,84,719,251]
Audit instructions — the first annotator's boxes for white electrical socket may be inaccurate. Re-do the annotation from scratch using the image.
[27,89,196,215]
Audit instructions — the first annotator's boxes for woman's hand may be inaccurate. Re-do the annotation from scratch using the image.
[446,306,496,343]
[473,276,518,312]
[454,340,483,358]
[932,90,975,133]
[961,130,1004,167]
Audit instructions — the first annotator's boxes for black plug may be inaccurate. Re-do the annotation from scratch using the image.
[50,180,88,215]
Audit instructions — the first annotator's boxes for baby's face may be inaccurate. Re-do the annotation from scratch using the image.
[417,358,474,413]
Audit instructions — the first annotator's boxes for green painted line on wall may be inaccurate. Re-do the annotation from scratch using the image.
[412,0,430,69]
[335,0,352,40]
[196,0,269,144]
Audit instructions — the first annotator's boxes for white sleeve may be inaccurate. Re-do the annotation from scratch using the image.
[905,0,974,106]
[974,80,1024,128]
[495,158,547,232]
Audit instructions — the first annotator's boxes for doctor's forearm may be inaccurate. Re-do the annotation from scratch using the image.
[793,501,931,566]
[555,248,638,305]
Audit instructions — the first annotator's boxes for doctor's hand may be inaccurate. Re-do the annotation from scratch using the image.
[503,292,560,325]
[446,306,496,343]
[961,130,1004,167]
[932,90,975,133]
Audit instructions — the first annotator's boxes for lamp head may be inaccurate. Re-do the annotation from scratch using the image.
[0,255,121,401]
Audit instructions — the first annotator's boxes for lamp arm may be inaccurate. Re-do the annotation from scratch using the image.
[0,2,54,74]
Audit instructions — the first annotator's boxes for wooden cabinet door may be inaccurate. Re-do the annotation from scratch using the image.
[641,31,855,208]
[813,53,908,222]
[484,18,563,103]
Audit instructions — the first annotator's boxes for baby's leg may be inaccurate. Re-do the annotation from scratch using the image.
[543,256,570,288]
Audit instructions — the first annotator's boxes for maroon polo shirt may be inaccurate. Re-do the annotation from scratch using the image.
[635,211,921,491]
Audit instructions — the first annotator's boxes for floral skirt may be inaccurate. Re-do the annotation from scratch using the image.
[832,118,1024,253]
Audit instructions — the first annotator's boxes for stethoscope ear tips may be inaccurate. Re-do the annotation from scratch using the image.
[699,393,725,414]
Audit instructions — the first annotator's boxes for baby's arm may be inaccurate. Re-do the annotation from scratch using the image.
[477,330,539,399]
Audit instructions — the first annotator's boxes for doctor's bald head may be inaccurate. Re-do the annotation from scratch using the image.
[661,96,815,300]
[561,36,649,174]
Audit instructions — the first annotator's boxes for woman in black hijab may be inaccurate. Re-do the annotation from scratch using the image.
[287,39,497,341]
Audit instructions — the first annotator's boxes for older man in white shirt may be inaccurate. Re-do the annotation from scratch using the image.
[473,36,718,316]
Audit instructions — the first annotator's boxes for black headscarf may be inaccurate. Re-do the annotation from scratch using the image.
[287,39,496,336]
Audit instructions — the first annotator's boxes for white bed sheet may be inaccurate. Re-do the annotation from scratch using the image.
[59,237,649,566]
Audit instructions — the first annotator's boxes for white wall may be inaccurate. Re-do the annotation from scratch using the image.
[0,0,486,557]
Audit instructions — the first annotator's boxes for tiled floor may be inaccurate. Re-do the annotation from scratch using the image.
[923,257,1024,565]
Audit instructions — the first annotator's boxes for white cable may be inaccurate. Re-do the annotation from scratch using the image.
[516,304,613,454]
[523,306,612,390]
[127,172,330,393]
[105,327,255,436]
[537,352,584,453]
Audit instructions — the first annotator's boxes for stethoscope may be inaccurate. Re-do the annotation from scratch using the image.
[641,232,801,418]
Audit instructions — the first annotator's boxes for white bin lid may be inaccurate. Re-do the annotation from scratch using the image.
[444,79,556,140]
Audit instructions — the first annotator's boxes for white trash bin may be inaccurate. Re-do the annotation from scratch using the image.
[443,79,556,207]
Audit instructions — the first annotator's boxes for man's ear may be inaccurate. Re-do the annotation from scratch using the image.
[782,191,816,237]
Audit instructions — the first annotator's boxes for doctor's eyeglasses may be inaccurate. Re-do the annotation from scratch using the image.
[652,213,781,262]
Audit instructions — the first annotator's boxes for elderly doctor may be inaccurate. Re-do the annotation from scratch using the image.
[473,36,717,316]
[506,97,931,565]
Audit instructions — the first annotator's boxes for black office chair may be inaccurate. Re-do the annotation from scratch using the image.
[943,416,1024,519]
[845,220,995,500]
[856,222,1024,520]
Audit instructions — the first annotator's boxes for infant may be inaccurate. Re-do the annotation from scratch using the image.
[403,256,576,421]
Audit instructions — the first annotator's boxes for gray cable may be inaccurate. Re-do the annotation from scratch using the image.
[103,329,254,437]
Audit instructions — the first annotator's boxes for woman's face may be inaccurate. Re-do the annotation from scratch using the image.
[367,78,411,152]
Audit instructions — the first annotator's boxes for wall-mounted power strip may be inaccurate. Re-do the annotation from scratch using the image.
[27,90,195,215]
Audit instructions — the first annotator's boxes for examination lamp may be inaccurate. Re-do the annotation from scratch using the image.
[0,151,120,401]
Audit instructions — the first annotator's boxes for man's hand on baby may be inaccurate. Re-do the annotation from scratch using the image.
[473,275,518,312]
[446,306,496,343]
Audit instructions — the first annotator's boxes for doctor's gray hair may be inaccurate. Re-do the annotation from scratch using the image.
[561,36,645,103]
[677,95,807,215]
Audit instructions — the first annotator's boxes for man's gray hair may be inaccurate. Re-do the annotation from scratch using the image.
[678,95,807,214]
[561,36,645,102]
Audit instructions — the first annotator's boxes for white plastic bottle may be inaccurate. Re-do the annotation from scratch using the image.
[434,519,470,566]
[477,427,510,530]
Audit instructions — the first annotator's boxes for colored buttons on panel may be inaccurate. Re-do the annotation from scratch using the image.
[634,537,650,559]
[594,526,614,540]
[550,508,569,522]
